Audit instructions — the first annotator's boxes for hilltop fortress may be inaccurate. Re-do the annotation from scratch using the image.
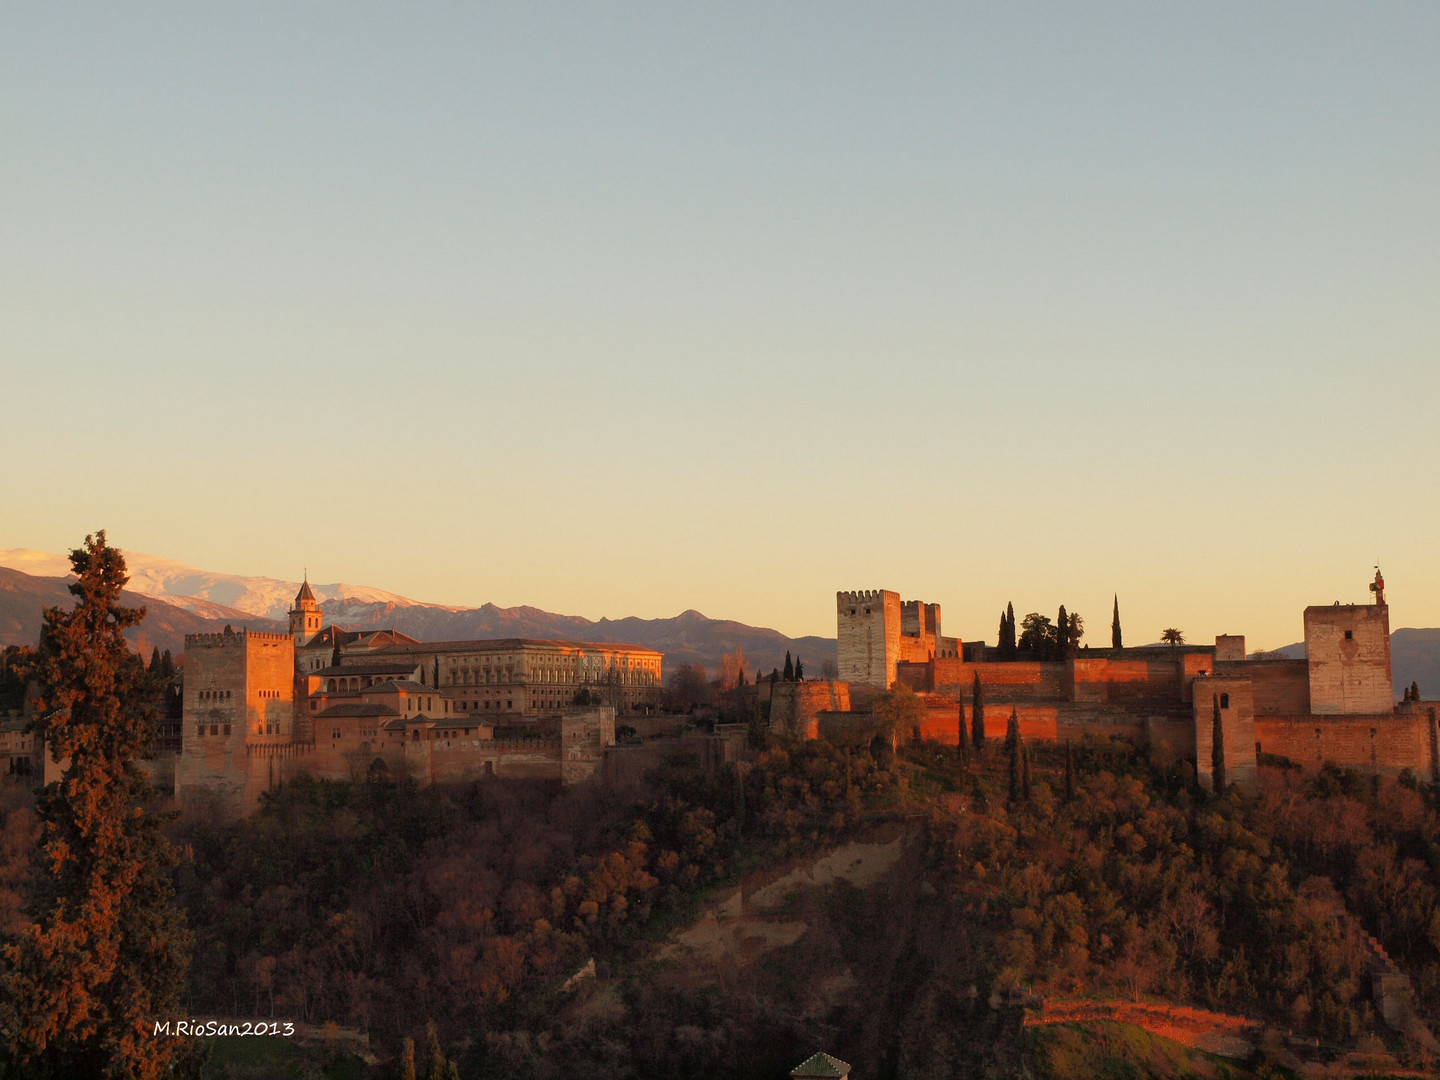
[175,579,662,812]
[169,568,1437,813]
[818,571,1437,791]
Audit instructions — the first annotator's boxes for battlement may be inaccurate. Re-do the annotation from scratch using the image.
[837,590,891,606]
[185,629,293,648]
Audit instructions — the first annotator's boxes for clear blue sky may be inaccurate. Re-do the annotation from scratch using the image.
[3,4,1438,648]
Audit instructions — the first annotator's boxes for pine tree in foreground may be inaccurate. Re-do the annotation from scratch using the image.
[0,532,191,1080]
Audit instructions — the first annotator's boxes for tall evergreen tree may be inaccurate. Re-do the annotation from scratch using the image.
[997,610,1009,656]
[0,532,191,1079]
[1057,604,1069,660]
[1020,738,1032,801]
[970,672,985,753]
[1211,694,1227,795]
[957,692,969,767]
[783,652,794,682]
[794,657,804,680]
[148,646,162,673]
[1006,709,1022,801]
[1112,594,1123,649]
[424,1019,446,1080]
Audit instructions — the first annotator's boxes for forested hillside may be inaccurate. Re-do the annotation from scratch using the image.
[138,724,1440,1076]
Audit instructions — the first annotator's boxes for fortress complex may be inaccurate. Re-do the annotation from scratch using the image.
[175,579,660,813]
[819,572,1439,792]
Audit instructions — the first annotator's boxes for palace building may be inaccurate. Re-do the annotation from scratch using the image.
[175,577,661,814]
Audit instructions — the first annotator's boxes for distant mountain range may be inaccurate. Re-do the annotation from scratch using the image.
[0,549,835,676]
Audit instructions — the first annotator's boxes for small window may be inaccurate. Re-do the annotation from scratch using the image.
[1344,630,1353,640]
[1370,728,1377,737]
[1255,741,1262,755]
[1220,693,1230,709]
[223,724,231,736]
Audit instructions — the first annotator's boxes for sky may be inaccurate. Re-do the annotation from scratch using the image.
[3,4,1438,650]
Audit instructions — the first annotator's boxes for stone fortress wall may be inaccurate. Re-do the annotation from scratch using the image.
[832,571,1440,792]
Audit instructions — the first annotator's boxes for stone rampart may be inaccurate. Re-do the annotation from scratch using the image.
[768,681,852,739]
[1255,709,1437,778]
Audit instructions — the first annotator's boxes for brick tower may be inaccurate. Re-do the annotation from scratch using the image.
[288,576,323,648]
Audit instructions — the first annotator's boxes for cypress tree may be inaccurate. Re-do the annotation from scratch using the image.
[998,610,1009,656]
[1064,739,1076,800]
[1056,604,1068,660]
[1020,738,1032,801]
[783,652,794,682]
[148,645,162,673]
[1112,594,1123,649]
[957,692,969,767]
[1211,694,1226,795]
[794,656,804,680]
[0,532,190,1079]
[1412,681,1421,702]
[970,672,985,753]
[1006,709,1021,801]
[160,648,175,679]
[424,1019,446,1080]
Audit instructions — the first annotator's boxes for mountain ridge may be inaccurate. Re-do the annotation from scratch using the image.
[0,556,835,676]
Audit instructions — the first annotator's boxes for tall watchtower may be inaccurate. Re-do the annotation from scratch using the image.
[837,590,902,688]
[1304,569,1393,715]
[288,576,323,648]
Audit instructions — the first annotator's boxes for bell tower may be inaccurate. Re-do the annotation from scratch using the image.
[288,575,323,647]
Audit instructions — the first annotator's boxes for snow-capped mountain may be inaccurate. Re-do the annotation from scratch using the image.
[0,548,426,622]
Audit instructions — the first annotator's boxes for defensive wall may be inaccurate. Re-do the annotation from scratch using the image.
[1253,705,1440,780]
[840,576,1425,792]
[768,681,852,739]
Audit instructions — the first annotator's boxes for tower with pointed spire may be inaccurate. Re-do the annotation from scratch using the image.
[288,575,323,647]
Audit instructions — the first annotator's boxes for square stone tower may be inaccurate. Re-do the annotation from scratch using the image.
[1304,602,1392,715]
[837,590,902,688]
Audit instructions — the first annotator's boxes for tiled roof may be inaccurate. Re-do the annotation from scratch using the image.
[315,661,422,677]
[791,1052,851,1078]
[373,638,661,657]
[314,703,400,719]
